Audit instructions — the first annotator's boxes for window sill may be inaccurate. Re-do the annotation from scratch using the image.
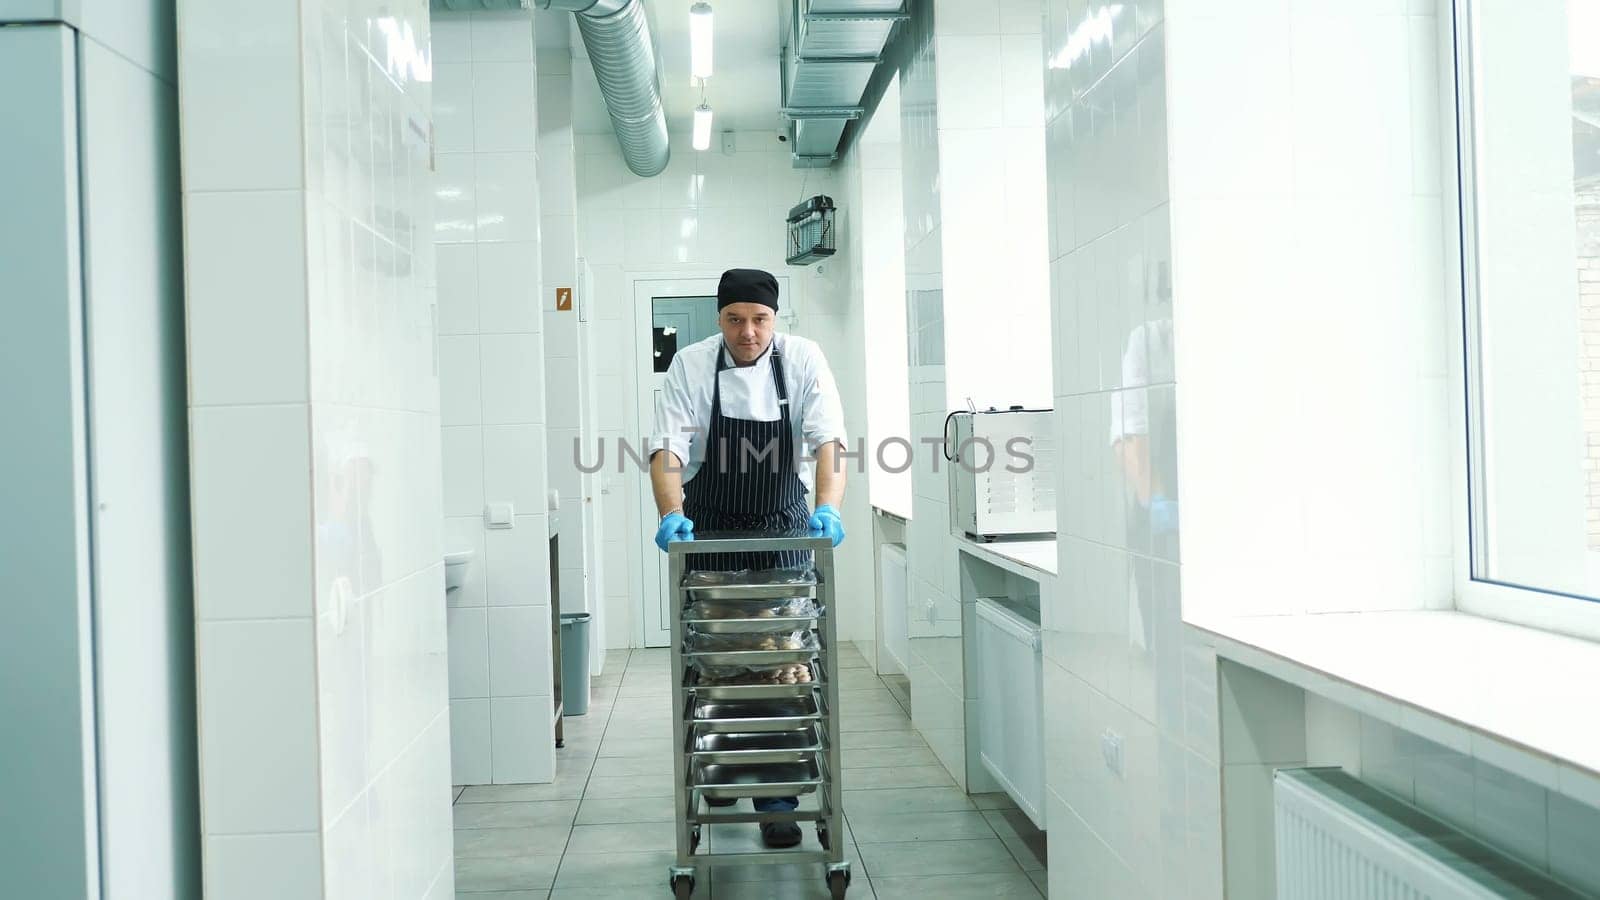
[1187,609,1600,807]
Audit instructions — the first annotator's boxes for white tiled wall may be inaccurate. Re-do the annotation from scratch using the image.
[933,0,1053,413]
[900,0,1055,792]
[853,77,913,522]
[537,47,606,671]
[179,0,451,896]
[434,9,558,787]
[1040,0,1224,897]
[573,126,873,649]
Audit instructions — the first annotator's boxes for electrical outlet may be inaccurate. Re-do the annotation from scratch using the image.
[1101,729,1124,778]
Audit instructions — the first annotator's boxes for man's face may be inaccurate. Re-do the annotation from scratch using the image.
[719,302,775,365]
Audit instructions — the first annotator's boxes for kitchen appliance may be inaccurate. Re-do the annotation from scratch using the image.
[947,408,1056,541]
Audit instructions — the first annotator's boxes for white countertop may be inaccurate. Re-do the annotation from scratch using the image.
[1190,609,1600,804]
[953,534,1057,579]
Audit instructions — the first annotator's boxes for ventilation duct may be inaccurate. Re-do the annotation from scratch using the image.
[435,0,670,177]
[781,0,906,167]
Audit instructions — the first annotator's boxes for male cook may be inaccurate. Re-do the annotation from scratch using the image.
[648,267,846,848]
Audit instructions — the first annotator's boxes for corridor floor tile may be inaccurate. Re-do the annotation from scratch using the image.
[857,838,1022,878]
[452,800,580,830]
[870,872,1043,899]
[450,648,1044,900]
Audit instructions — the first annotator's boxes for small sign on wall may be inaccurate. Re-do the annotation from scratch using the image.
[556,287,573,311]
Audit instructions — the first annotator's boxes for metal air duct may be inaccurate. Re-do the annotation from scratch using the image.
[537,0,670,177]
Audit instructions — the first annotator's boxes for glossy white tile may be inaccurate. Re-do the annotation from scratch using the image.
[450,698,493,785]
[488,605,553,697]
[470,11,536,62]
[434,152,478,243]
[1474,759,1549,870]
[480,333,547,424]
[439,335,482,426]
[185,191,309,406]
[482,424,549,516]
[178,0,302,192]
[935,0,1001,34]
[432,13,473,60]
[934,36,1004,131]
[485,514,552,606]
[472,62,538,152]
[448,606,491,699]
[440,426,485,518]
[199,619,319,834]
[432,62,475,154]
[204,833,322,900]
[436,243,479,335]
[190,405,313,620]
[491,696,556,784]
[474,152,540,243]
[476,240,542,334]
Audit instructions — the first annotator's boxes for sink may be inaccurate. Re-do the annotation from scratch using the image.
[444,548,475,593]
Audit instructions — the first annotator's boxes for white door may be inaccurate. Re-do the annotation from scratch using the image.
[632,275,790,647]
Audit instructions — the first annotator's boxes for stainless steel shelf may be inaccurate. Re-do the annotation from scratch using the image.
[667,533,850,897]
[692,760,824,799]
[692,727,825,765]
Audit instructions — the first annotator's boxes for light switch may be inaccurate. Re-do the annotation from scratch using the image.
[485,502,515,529]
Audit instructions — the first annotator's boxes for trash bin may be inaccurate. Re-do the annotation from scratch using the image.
[559,612,592,716]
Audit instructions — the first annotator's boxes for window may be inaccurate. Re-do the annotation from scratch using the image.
[1458,0,1600,603]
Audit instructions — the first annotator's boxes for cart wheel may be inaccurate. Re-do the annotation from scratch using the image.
[670,873,695,899]
[689,824,702,852]
[826,869,851,898]
[816,822,831,850]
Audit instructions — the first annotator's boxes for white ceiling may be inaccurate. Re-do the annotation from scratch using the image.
[563,0,790,137]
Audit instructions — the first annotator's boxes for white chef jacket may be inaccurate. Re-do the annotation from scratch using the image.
[650,333,847,492]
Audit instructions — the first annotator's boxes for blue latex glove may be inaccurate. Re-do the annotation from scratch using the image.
[654,511,695,552]
[807,504,845,547]
[1150,494,1179,535]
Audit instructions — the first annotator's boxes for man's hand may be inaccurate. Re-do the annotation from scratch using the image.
[655,511,695,552]
[807,504,844,547]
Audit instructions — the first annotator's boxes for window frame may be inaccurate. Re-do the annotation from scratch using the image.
[1449,0,1600,642]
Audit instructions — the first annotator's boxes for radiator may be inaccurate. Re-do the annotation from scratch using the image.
[974,598,1045,830]
[1274,768,1587,899]
[878,544,908,676]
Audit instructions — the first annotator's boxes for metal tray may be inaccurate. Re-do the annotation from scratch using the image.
[685,665,822,700]
[684,647,818,667]
[692,727,824,765]
[681,568,818,601]
[681,582,818,601]
[682,614,820,634]
[691,760,823,798]
[692,696,820,733]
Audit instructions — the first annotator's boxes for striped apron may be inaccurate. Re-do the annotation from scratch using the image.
[682,340,811,573]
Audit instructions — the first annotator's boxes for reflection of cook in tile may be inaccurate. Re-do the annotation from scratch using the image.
[1110,260,1175,651]
[316,422,380,597]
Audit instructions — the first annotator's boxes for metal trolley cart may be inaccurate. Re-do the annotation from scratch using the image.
[665,531,852,899]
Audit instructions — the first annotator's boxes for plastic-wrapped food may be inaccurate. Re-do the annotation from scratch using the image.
[685,596,819,621]
[686,629,814,653]
[683,566,815,589]
[691,661,815,686]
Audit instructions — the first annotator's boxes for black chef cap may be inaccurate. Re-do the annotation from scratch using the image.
[717,268,779,312]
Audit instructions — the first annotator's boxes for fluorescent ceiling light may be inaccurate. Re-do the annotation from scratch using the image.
[693,103,713,150]
[690,2,714,80]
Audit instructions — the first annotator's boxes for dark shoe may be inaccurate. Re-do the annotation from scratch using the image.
[705,796,737,807]
[760,821,802,848]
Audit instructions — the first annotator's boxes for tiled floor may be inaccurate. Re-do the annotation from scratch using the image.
[453,643,1047,899]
